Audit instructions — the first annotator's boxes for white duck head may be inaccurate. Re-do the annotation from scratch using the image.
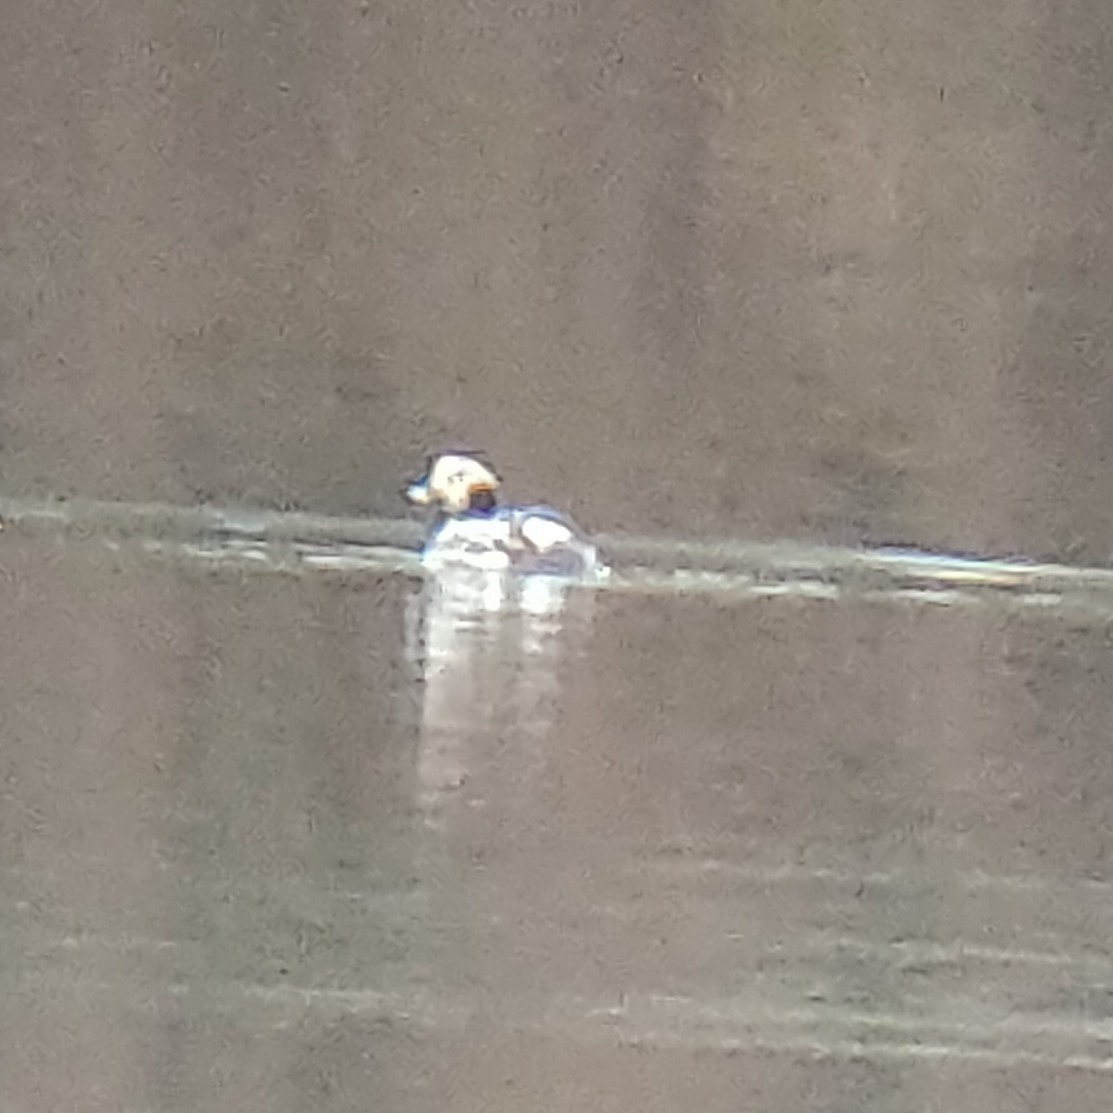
[403,453,502,516]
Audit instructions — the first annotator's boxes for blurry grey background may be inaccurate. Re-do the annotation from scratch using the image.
[4,2,1113,1112]
[3,0,1111,555]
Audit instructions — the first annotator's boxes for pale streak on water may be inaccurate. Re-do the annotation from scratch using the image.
[3,493,1113,613]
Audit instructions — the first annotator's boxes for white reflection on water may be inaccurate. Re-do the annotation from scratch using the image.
[404,569,597,831]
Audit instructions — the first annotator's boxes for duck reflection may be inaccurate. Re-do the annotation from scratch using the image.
[405,570,599,831]
[401,454,603,832]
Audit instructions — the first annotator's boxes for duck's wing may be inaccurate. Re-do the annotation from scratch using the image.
[509,503,589,532]
[518,514,577,554]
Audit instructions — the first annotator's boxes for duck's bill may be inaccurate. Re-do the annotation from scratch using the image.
[404,480,433,506]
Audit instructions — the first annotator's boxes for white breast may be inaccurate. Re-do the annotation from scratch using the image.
[424,517,513,572]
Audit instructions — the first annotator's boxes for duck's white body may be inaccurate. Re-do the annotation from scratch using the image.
[422,505,601,578]
[404,454,603,581]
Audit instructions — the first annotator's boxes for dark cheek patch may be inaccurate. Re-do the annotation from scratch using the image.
[468,489,497,514]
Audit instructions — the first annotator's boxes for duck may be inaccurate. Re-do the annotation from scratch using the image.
[403,452,602,578]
